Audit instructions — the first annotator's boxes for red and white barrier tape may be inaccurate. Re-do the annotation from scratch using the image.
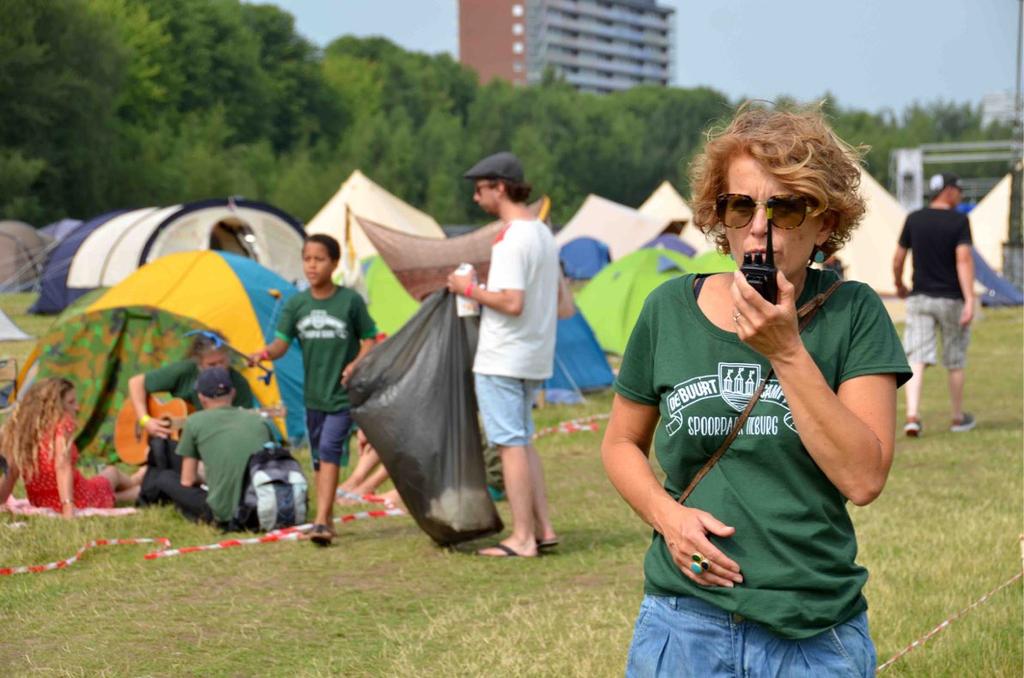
[534,413,609,440]
[144,508,406,560]
[335,489,395,507]
[0,537,170,576]
[1,508,406,573]
[876,569,1023,672]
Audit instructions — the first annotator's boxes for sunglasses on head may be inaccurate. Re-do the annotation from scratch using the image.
[715,194,815,230]
[184,329,225,348]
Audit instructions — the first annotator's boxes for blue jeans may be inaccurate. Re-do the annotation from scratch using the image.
[625,595,876,678]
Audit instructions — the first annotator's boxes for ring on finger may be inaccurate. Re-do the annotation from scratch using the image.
[690,551,712,574]
[732,311,741,324]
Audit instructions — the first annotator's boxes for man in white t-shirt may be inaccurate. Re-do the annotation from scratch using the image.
[447,151,574,558]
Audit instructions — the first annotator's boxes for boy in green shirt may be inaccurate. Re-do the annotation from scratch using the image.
[251,234,377,546]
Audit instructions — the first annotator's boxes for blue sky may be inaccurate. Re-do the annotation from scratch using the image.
[267,0,1020,114]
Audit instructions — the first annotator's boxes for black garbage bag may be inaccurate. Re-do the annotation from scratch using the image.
[347,290,502,546]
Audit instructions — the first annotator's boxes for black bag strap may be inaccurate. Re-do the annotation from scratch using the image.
[678,280,843,505]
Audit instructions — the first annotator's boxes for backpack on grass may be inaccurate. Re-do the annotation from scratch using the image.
[230,442,308,532]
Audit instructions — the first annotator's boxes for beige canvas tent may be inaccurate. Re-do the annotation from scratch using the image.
[555,195,675,260]
[969,172,1019,271]
[638,181,712,254]
[305,170,446,267]
[838,169,909,294]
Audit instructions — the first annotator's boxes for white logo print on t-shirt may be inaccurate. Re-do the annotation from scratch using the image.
[664,362,796,438]
[296,309,348,340]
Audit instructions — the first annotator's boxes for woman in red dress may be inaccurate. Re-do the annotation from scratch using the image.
[0,378,141,517]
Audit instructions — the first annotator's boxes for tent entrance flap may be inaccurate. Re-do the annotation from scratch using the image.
[209,219,257,258]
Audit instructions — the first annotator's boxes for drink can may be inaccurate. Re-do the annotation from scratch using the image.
[454,262,480,317]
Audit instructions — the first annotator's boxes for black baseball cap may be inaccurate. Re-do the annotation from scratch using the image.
[929,173,962,196]
[196,366,233,398]
[463,151,524,182]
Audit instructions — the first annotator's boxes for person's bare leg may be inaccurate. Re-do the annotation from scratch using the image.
[101,466,141,503]
[904,362,926,422]
[948,368,966,421]
[479,445,538,557]
[339,443,379,492]
[315,461,340,526]
[526,444,556,543]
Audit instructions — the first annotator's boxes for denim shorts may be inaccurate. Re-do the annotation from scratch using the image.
[625,595,876,678]
[306,408,354,470]
[474,373,541,447]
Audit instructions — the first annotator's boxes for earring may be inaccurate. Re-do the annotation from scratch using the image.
[812,248,826,264]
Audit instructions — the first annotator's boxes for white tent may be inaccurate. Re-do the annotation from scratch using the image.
[0,309,31,341]
[638,181,713,254]
[556,195,674,260]
[969,172,1019,270]
[839,169,909,294]
[306,170,445,264]
[66,199,304,289]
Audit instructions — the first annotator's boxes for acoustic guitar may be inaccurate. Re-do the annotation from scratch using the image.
[114,397,287,465]
[113,396,192,465]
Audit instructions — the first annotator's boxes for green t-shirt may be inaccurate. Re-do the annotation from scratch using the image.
[143,360,254,411]
[614,269,911,639]
[176,407,272,524]
[276,287,377,412]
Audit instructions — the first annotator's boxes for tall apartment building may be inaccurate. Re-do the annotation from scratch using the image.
[459,0,675,94]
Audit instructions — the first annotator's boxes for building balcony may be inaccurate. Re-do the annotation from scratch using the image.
[540,33,670,65]
[545,0,673,32]
[543,13,671,48]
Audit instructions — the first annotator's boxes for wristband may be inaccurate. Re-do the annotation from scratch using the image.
[464,283,474,298]
[139,414,151,427]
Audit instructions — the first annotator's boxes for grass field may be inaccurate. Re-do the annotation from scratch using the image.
[0,294,1021,676]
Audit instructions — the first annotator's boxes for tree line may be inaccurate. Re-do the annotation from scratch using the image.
[1,0,1015,228]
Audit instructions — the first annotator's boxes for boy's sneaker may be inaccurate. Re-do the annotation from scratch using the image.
[950,412,976,433]
[308,523,335,547]
[903,418,922,437]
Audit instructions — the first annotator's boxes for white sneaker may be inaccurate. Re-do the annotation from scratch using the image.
[903,419,922,437]
[950,412,976,433]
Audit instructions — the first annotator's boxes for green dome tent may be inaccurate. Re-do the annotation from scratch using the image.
[577,249,735,355]
[364,256,420,336]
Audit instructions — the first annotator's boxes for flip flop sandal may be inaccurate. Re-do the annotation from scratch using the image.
[536,538,560,551]
[477,543,528,557]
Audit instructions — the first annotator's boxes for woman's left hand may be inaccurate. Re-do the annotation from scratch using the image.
[730,271,802,361]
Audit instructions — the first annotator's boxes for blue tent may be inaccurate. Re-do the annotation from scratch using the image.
[643,233,697,257]
[560,237,611,280]
[544,310,614,403]
[973,249,1024,306]
[30,210,126,314]
[39,218,83,242]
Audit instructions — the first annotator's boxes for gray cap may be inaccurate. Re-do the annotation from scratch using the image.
[463,151,524,182]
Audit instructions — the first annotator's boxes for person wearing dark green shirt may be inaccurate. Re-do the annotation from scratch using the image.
[602,106,911,677]
[137,366,271,525]
[128,329,254,441]
[251,234,377,547]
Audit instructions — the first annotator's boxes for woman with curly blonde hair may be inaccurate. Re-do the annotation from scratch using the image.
[602,104,911,676]
[0,378,141,517]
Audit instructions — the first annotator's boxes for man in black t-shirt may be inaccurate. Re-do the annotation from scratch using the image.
[893,173,976,437]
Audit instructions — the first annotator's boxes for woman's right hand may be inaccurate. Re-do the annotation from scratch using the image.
[654,502,743,588]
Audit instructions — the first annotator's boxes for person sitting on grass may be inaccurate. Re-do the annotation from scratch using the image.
[0,378,142,517]
[336,429,392,505]
[137,367,272,526]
